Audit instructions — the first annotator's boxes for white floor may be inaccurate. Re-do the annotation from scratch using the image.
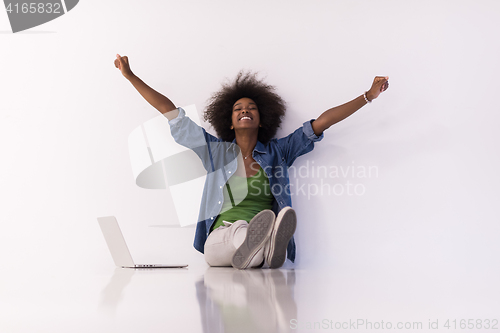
[2,255,498,333]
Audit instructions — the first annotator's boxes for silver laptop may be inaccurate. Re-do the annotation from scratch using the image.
[97,216,188,268]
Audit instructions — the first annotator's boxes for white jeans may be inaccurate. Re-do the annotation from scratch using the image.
[204,220,266,267]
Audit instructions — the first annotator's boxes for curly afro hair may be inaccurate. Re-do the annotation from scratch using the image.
[204,71,286,144]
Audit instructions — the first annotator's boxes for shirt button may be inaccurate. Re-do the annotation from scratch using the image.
[218,201,221,204]
[211,217,214,220]
[228,171,231,174]
[220,186,223,189]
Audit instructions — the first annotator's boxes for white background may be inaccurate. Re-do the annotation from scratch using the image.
[1,0,499,331]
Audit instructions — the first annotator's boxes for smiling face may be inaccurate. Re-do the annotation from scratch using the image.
[231,97,260,131]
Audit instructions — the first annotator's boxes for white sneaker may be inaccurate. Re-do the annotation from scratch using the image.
[231,210,275,270]
[265,207,297,269]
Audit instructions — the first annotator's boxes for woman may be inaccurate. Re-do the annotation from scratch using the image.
[114,54,388,269]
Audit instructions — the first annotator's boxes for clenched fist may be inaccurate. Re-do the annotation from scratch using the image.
[366,76,389,101]
[114,54,134,79]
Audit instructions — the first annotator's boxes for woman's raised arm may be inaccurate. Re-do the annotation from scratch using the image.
[311,76,389,136]
[114,54,177,118]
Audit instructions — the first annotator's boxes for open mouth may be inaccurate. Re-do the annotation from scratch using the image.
[239,116,252,121]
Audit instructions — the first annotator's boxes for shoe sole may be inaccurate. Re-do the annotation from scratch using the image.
[267,208,296,269]
[231,210,275,269]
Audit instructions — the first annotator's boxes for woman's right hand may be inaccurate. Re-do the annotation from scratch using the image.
[114,54,134,79]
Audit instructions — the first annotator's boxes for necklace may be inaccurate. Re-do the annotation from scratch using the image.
[243,152,252,160]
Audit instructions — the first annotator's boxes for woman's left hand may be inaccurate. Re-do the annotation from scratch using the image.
[366,76,389,101]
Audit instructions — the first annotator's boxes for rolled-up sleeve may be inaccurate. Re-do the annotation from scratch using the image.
[302,119,324,142]
[167,107,209,150]
[166,107,186,127]
[274,119,324,166]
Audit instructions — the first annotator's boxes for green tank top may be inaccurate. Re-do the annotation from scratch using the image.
[211,166,274,231]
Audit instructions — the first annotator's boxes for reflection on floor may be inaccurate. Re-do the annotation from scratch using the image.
[98,266,297,332]
[2,260,498,332]
[197,268,297,333]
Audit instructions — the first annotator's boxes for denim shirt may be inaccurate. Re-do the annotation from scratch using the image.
[168,107,324,262]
